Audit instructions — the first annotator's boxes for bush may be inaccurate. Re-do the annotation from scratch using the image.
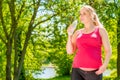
[50,51,73,76]
[103,76,120,80]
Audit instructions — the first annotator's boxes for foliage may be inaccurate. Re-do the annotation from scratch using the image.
[0,0,119,79]
[38,0,82,76]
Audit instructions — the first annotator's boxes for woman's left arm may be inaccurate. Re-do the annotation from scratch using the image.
[96,27,112,75]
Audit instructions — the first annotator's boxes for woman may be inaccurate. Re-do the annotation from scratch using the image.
[66,5,112,80]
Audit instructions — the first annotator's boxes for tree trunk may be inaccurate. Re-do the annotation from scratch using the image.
[17,31,25,80]
[117,43,120,77]
[6,40,12,80]
[117,13,120,78]
[17,27,32,79]
[19,65,25,80]
[13,29,25,80]
[17,1,40,78]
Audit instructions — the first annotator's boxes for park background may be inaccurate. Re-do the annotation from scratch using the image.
[0,0,120,80]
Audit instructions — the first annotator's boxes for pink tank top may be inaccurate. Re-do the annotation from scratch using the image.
[72,27,102,68]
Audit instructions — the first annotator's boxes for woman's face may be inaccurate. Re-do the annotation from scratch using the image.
[79,8,91,24]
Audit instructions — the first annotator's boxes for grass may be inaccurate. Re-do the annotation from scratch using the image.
[35,76,70,80]
[49,76,70,80]
[35,76,120,80]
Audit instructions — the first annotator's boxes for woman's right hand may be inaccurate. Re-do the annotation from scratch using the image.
[67,20,77,35]
[67,24,74,36]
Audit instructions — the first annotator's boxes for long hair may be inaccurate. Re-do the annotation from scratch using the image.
[81,5,103,27]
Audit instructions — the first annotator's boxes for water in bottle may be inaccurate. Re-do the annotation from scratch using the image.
[68,20,78,35]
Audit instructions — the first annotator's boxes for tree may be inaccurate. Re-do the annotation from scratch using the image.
[0,0,118,79]
[116,0,120,77]
[0,0,56,80]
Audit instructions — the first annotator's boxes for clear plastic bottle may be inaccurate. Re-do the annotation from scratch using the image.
[68,20,78,35]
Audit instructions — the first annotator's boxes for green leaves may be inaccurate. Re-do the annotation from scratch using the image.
[0,0,119,79]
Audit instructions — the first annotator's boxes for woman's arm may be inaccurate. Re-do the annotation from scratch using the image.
[66,35,74,54]
[66,25,79,54]
[96,27,112,75]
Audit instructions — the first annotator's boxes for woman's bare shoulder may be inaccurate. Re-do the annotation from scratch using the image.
[72,29,83,39]
[98,26,108,37]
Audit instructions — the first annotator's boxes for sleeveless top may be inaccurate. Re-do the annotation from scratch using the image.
[72,27,102,68]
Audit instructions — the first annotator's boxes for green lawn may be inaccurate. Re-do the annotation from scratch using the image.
[36,76,120,80]
[36,76,70,80]
[49,76,70,80]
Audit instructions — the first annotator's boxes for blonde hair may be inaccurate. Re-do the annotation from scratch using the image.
[81,5,103,27]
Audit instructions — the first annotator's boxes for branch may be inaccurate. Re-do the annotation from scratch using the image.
[13,32,18,80]
[33,13,57,28]
[16,1,25,22]
[0,0,9,39]
[7,0,17,39]
[33,0,35,6]
[0,35,6,44]
[8,0,16,24]
[28,0,41,30]
[17,0,41,78]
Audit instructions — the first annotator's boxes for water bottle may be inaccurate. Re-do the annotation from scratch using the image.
[68,20,78,35]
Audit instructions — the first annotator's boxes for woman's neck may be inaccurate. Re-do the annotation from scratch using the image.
[84,23,95,33]
[85,23,95,28]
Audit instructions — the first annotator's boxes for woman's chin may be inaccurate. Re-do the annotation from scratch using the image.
[80,21,84,24]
